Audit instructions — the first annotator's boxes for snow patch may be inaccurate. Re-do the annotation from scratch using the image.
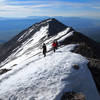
[58,31,74,42]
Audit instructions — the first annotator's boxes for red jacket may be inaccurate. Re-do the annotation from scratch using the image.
[52,42,57,47]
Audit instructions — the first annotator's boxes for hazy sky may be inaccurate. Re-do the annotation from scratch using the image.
[0,0,100,19]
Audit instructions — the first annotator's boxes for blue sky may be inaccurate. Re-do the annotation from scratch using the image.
[0,0,100,19]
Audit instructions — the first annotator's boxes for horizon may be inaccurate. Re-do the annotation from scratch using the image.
[0,16,100,20]
[0,0,100,19]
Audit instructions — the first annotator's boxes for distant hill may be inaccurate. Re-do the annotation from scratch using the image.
[0,40,6,44]
[0,18,46,41]
[76,27,100,42]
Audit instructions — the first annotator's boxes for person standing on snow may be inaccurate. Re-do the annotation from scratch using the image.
[52,40,58,52]
[55,40,58,49]
[42,43,47,57]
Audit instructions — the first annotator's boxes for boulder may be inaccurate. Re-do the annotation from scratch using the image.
[0,69,11,75]
[61,91,85,100]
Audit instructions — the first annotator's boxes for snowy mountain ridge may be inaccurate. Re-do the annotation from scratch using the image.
[0,18,70,67]
[0,18,100,100]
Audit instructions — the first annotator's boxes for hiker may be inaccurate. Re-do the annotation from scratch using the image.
[42,43,47,57]
[52,40,58,52]
[55,40,58,49]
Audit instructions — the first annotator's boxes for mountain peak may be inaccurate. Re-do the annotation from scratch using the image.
[32,18,67,36]
[46,18,67,36]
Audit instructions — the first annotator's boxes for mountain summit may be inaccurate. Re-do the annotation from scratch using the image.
[0,18,100,100]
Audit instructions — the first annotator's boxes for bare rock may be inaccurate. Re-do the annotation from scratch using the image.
[88,59,100,93]
[61,91,85,100]
[0,69,11,75]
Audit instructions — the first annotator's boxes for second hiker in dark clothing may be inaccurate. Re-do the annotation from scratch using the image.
[52,40,58,52]
[42,43,47,57]
[55,40,58,50]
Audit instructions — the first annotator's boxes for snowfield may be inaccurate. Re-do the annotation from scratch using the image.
[0,45,99,100]
[0,21,100,100]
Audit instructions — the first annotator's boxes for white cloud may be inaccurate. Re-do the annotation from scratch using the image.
[0,0,100,18]
[0,0,6,5]
[0,0,54,17]
[92,7,100,9]
[53,1,100,9]
[0,0,5,3]
[6,0,43,4]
